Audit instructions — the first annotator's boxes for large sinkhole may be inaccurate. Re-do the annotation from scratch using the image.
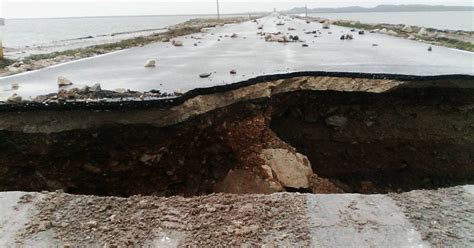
[0,84,473,197]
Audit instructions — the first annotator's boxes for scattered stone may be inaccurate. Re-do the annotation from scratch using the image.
[372,44,379,47]
[114,88,127,94]
[325,115,348,128]
[288,27,296,31]
[38,221,52,231]
[428,46,433,52]
[257,25,264,30]
[340,34,353,40]
[6,93,22,104]
[144,59,156,68]
[302,44,309,47]
[265,34,290,43]
[276,22,285,26]
[173,91,184,96]
[288,35,299,41]
[199,73,212,78]
[82,164,102,174]
[84,220,98,228]
[235,224,260,235]
[435,32,447,39]
[171,40,183,47]
[229,69,237,75]
[418,28,428,36]
[90,83,101,92]
[322,22,330,29]
[358,30,365,35]
[386,30,398,36]
[402,25,413,33]
[58,76,73,87]
[11,83,19,90]
[230,33,238,38]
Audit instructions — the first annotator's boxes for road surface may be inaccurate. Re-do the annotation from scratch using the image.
[0,15,473,101]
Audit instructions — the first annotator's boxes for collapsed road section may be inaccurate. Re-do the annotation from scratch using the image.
[0,72,473,197]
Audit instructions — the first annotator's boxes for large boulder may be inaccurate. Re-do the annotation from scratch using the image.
[259,149,314,189]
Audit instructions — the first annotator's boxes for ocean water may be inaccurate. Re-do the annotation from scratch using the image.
[309,11,474,31]
[2,15,204,49]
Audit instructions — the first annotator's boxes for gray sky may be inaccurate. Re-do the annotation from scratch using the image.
[2,0,472,19]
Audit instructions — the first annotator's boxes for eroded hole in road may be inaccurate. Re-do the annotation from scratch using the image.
[270,88,474,194]
[0,82,473,196]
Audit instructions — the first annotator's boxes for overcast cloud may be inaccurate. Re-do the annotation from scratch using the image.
[2,0,472,19]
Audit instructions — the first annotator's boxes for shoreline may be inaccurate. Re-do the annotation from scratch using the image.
[300,16,474,52]
[0,16,259,77]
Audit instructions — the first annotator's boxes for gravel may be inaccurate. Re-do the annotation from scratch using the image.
[18,192,310,247]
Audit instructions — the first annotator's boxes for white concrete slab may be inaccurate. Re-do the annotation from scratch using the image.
[306,194,429,247]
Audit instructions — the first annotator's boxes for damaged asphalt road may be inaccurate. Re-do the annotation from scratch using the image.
[0,15,473,101]
[0,14,473,248]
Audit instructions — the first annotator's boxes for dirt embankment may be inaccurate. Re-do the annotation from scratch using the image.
[0,74,473,197]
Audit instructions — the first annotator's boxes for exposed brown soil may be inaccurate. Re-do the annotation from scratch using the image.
[0,101,289,196]
[18,192,310,247]
[0,85,473,196]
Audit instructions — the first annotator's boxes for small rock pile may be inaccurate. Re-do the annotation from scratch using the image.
[32,85,172,103]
